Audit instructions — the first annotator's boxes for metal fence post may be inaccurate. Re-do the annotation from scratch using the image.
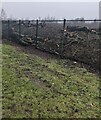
[63,19,66,30]
[7,20,10,39]
[19,20,21,41]
[35,19,38,47]
[60,19,66,58]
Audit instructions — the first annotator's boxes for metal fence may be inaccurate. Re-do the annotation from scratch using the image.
[2,19,101,70]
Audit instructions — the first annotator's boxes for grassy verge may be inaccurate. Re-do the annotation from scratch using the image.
[2,42,100,118]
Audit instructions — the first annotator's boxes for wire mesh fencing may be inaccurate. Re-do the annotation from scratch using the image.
[2,19,101,70]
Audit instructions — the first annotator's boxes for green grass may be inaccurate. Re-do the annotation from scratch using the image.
[2,42,100,118]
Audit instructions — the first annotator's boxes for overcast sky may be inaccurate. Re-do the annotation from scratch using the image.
[1,2,100,20]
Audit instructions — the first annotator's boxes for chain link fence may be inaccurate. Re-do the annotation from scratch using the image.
[2,19,101,70]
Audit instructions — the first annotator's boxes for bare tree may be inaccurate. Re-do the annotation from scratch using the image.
[0,9,7,20]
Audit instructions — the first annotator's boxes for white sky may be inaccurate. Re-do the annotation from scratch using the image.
[0,1,100,19]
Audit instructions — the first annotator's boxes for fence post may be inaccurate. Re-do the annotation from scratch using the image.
[35,19,38,47]
[63,19,66,30]
[19,20,21,41]
[60,19,66,58]
[7,20,10,39]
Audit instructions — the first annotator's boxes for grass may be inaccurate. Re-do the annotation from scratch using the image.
[2,42,100,118]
